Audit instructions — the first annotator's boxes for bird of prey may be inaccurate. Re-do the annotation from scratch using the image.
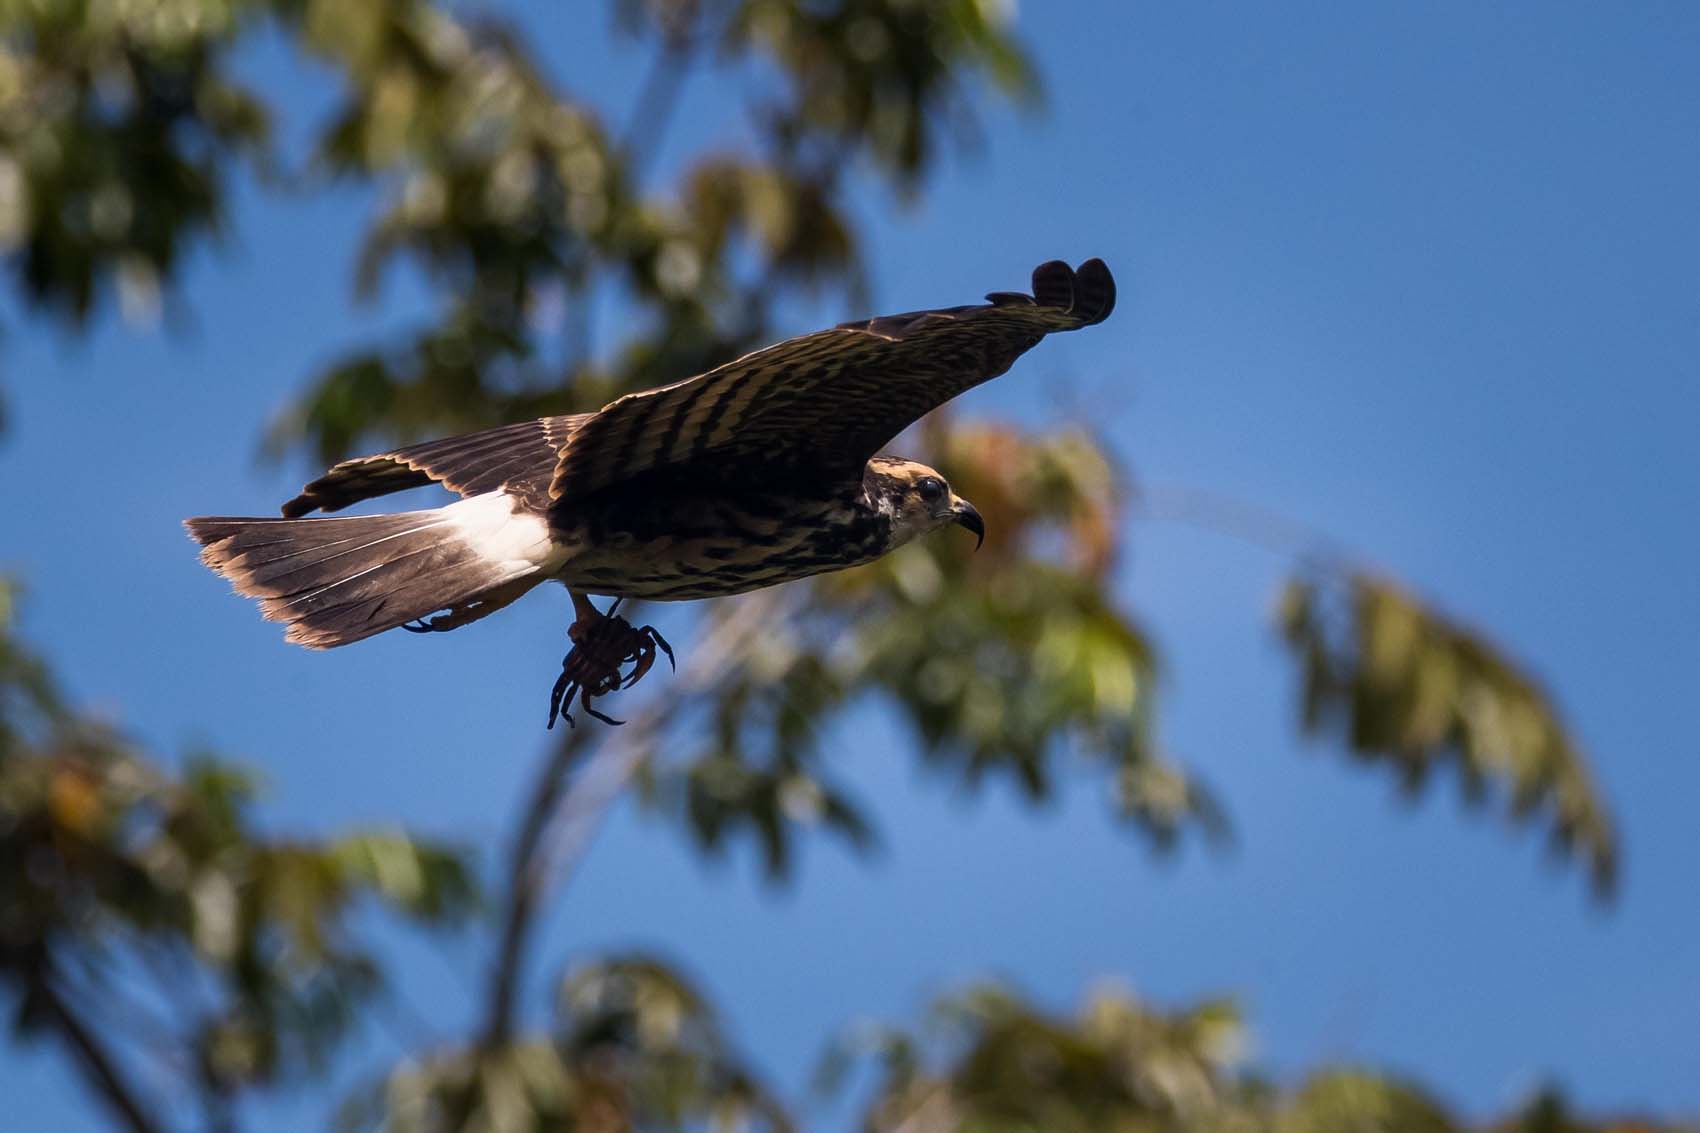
[187,257,1115,727]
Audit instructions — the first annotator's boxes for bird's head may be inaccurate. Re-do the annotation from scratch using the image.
[864,457,984,551]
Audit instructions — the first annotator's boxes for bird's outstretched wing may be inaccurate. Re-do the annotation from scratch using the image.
[280,259,1113,517]
[281,414,589,517]
[549,258,1115,502]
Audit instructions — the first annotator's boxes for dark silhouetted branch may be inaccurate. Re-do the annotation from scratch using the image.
[31,967,164,1133]
[620,9,700,184]
[479,593,787,1055]
[481,731,584,1050]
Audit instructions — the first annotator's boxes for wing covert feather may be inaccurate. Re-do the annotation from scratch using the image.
[281,414,589,517]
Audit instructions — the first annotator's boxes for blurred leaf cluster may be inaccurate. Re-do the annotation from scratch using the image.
[1,577,476,1122]
[831,981,1244,1133]
[837,982,1692,1133]
[0,0,268,324]
[1279,573,1616,898]
[342,955,788,1133]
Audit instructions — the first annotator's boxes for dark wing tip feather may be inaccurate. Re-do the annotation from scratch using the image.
[1027,257,1116,326]
[1072,258,1116,324]
[1030,259,1076,309]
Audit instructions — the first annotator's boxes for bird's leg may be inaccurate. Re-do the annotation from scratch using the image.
[545,593,675,730]
[402,605,484,634]
[403,580,534,634]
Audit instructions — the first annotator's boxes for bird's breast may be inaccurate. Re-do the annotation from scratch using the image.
[548,489,890,600]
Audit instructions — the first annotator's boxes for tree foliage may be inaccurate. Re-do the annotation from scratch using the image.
[0,0,268,324]
[1279,572,1615,898]
[342,955,790,1133]
[0,578,476,1127]
[0,2,1651,1132]
[834,984,1684,1133]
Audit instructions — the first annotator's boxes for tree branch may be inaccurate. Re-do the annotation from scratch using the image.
[620,11,700,185]
[480,730,586,1050]
[30,966,164,1133]
[1132,479,1354,572]
[479,592,793,1054]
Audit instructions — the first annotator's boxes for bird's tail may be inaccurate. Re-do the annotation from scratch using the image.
[185,494,555,648]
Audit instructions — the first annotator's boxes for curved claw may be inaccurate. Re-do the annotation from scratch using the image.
[547,668,576,730]
[582,698,626,726]
[645,625,676,671]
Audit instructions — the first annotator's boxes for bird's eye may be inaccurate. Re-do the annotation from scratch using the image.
[917,477,946,503]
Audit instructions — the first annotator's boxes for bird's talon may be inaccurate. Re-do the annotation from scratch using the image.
[543,605,673,729]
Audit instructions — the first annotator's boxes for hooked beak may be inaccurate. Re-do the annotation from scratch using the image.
[950,499,985,551]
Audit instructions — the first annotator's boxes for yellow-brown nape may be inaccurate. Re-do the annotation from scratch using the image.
[866,455,946,487]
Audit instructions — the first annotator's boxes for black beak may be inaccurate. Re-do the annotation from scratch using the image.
[951,500,985,551]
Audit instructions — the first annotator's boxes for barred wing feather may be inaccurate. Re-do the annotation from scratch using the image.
[549,258,1115,502]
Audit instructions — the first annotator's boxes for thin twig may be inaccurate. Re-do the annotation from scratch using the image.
[560,18,697,384]
[1130,480,1357,575]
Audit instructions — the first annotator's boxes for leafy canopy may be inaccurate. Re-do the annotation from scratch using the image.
[0,2,1635,1131]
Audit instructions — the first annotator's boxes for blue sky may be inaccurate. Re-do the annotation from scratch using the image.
[5,2,1699,1127]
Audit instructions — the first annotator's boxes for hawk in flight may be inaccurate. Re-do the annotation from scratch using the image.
[187,258,1116,726]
